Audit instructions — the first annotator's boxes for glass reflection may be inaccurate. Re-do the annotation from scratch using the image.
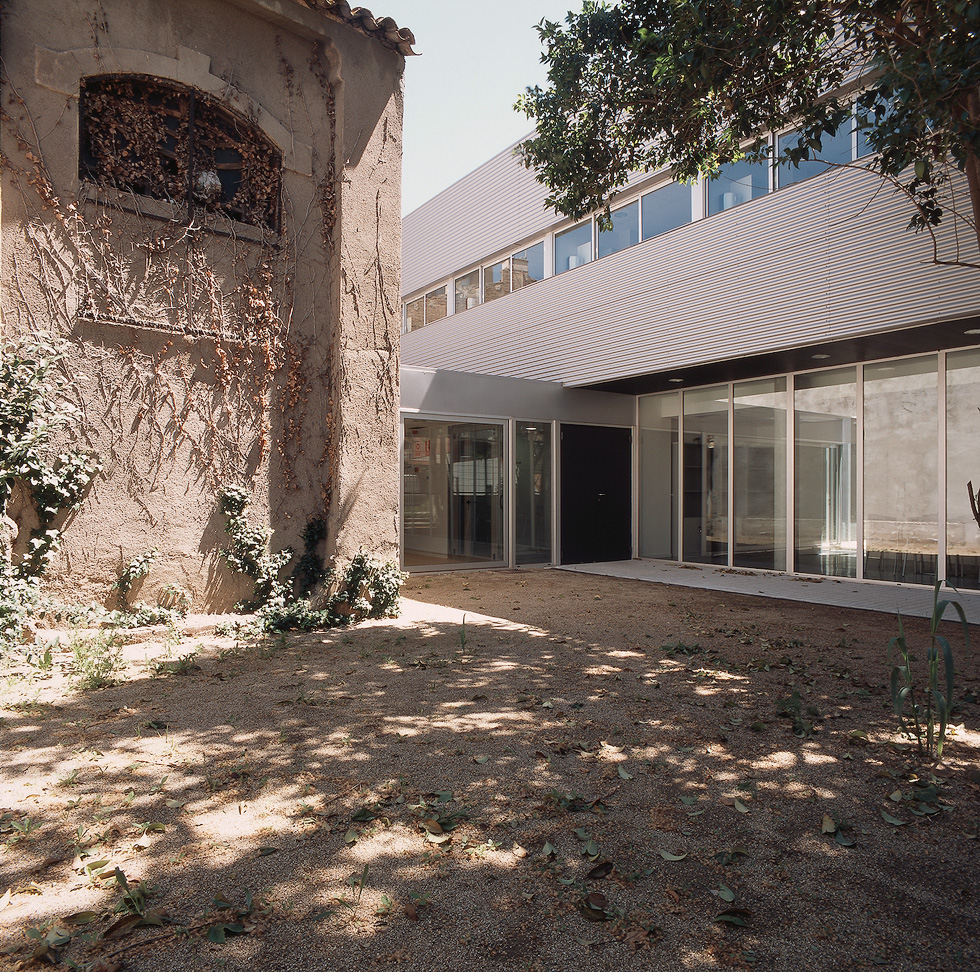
[512,243,544,290]
[683,386,729,564]
[424,286,446,324]
[454,271,480,312]
[597,200,639,259]
[642,181,692,240]
[864,357,938,583]
[639,393,679,559]
[795,369,857,576]
[515,422,552,564]
[734,378,786,570]
[947,349,980,590]
[483,259,510,303]
[403,420,504,568]
[777,124,853,188]
[405,296,424,332]
[707,157,770,215]
[555,222,592,274]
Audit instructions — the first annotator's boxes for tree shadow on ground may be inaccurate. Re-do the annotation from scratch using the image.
[2,571,980,971]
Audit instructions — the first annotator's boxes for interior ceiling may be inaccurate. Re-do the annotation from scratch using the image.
[581,315,980,396]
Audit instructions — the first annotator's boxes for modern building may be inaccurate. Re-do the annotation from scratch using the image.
[399,117,980,591]
[1,0,412,608]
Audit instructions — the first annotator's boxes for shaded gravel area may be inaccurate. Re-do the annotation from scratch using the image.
[2,568,979,971]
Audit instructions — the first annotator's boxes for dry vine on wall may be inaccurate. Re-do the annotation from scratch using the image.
[0,25,343,597]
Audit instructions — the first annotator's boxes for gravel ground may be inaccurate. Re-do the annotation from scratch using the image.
[2,568,979,972]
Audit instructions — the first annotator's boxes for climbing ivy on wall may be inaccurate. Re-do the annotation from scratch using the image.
[0,21,343,584]
[0,340,101,649]
[1,15,399,615]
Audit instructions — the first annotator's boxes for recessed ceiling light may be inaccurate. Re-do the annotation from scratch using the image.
[668,378,684,383]
[965,328,980,335]
[811,353,830,360]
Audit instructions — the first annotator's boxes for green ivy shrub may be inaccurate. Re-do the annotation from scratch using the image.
[216,487,404,633]
[1,341,100,652]
[218,486,292,611]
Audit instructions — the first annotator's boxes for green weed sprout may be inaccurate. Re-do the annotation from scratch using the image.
[888,581,969,760]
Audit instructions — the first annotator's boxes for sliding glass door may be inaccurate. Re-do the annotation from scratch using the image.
[639,350,969,586]
[682,386,729,564]
[515,421,552,565]
[947,349,980,590]
[864,357,938,584]
[402,420,504,568]
[794,368,857,577]
[734,378,787,570]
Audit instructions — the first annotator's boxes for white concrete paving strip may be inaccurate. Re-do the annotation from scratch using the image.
[560,559,980,624]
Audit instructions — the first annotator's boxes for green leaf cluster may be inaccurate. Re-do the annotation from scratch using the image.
[112,548,158,606]
[218,486,293,611]
[888,581,969,760]
[1,339,100,651]
[217,487,404,632]
[518,0,980,246]
[255,553,406,634]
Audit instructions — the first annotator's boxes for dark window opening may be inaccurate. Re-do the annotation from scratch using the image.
[80,75,281,231]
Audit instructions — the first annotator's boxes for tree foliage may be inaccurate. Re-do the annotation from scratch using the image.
[518,0,980,259]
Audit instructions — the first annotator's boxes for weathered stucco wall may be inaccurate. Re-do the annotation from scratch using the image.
[0,0,403,610]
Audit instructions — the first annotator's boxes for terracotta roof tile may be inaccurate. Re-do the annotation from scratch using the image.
[302,1,418,55]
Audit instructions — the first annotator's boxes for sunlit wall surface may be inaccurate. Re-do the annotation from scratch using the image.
[402,420,504,567]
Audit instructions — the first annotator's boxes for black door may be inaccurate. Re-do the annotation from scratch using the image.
[560,424,632,564]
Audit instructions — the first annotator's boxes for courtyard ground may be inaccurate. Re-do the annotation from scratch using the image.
[2,568,979,971]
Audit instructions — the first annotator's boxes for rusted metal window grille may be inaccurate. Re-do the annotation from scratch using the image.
[80,75,281,231]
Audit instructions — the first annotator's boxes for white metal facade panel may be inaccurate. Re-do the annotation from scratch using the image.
[401,167,980,386]
[401,136,657,298]
[401,366,634,424]
[401,136,548,298]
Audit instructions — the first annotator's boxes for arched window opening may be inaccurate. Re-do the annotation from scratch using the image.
[80,75,281,230]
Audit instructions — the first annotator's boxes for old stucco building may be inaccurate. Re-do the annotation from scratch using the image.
[1,0,411,608]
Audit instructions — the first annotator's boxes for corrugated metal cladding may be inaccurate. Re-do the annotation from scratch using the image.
[401,136,547,298]
[401,166,980,387]
[401,135,654,298]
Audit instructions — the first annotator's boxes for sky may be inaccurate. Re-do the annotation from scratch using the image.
[377,1,579,215]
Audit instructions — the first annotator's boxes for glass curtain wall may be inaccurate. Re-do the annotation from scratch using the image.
[683,386,729,564]
[638,394,679,559]
[515,422,553,564]
[947,349,980,590]
[864,357,938,583]
[402,420,504,568]
[638,352,966,586]
[733,378,787,570]
[794,368,858,577]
